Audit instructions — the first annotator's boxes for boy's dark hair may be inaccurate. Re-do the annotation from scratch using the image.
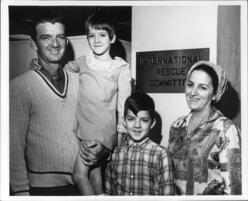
[30,11,65,41]
[84,11,116,40]
[124,92,155,120]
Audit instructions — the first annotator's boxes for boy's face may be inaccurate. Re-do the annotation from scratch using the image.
[87,26,116,57]
[124,109,156,143]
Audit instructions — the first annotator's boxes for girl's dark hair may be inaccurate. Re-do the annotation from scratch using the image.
[84,11,116,40]
[124,92,155,120]
[191,64,219,94]
[31,11,65,41]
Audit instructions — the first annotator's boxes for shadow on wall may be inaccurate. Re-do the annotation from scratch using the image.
[61,41,75,66]
[215,81,240,123]
[110,39,127,61]
[149,111,163,144]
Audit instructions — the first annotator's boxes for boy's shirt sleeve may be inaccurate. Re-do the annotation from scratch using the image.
[105,158,116,195]
[117,63,131,133]
[104,164,111,194]
[156,151,176,195]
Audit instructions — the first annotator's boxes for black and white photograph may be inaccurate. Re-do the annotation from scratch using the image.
[1,0,247,200]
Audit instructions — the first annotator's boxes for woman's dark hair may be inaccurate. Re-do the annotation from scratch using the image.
[124,92,155,120]
[31,11,65,41]
[190,64,219,94]
[84,11,116,40]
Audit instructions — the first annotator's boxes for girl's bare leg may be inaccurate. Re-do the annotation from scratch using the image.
[73,153,95,195]
[89,166,103,195]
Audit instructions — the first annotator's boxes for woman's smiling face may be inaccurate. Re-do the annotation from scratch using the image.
[185,69,216,112]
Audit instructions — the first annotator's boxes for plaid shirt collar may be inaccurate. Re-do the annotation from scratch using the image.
[124,135,151,149]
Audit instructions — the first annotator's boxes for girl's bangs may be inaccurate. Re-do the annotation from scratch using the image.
[90,24,111,32]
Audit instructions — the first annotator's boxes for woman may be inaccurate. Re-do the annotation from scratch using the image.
[168,61,241,195]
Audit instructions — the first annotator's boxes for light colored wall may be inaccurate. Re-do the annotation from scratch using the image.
[9,39,37,79]
[132,6,218,147]
[9,35,131,79]
[217,6,241,128]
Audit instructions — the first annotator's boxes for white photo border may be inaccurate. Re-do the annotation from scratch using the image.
[1,0,247,201]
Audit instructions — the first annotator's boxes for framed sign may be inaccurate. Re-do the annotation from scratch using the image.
[136,48,209,93]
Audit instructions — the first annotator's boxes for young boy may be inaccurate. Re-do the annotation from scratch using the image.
[105,92,175,195]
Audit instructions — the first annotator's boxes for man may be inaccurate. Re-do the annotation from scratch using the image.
[10,11,80,196]
[10,11,112,196]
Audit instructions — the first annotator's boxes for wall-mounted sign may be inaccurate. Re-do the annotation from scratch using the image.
[136,48,209,93]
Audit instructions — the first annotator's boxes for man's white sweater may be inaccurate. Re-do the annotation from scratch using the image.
[10,70,79,194]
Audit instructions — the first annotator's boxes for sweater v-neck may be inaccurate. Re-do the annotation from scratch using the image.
[34,69,68,98]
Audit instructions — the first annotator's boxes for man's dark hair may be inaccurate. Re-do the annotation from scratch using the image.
[124,92,155,120]
[30,11,65,41]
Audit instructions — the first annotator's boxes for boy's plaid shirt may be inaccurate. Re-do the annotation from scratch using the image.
[105,136,175,195]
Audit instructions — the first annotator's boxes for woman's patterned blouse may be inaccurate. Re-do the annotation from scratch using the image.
[168,107,241,195]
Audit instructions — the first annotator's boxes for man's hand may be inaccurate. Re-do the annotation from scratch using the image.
[79,140,111,166]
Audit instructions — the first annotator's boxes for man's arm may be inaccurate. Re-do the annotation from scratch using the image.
[64,57,85,73]
[79,140,111,166]
[10,79,30,195]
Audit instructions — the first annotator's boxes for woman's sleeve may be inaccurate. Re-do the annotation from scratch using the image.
[117,64,131,133]
[10,80,31,194]
[218,120,241,195]
[167,116,186,152]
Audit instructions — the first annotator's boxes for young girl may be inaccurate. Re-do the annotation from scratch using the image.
[65,11,131,195]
